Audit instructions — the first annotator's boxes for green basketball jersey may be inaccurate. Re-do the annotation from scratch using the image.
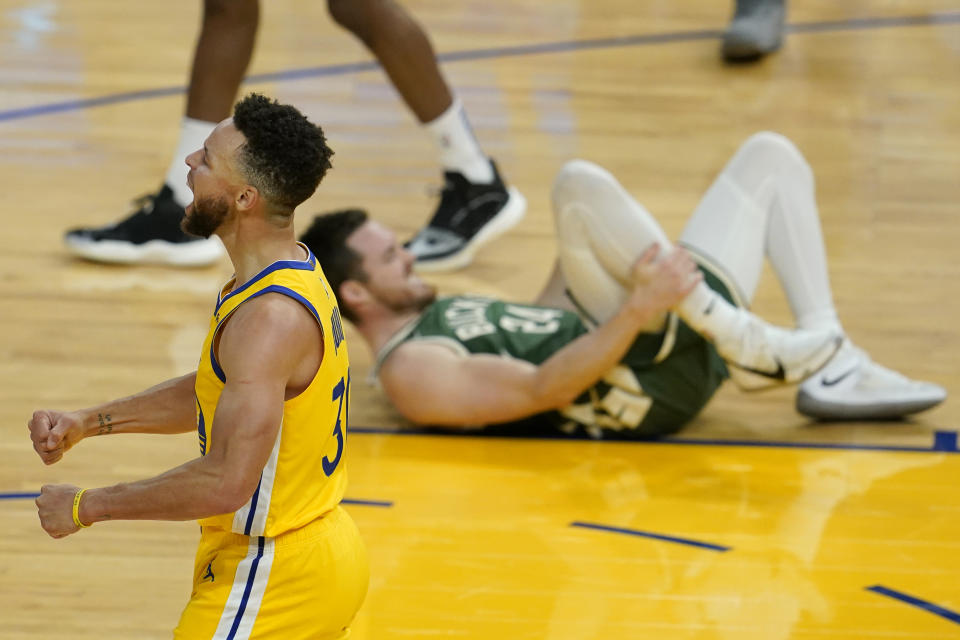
[399,296,589,363]
[375,283,731,438]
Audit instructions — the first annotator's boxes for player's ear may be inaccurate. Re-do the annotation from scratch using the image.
[339,280,369,313]
[235,184,260,212]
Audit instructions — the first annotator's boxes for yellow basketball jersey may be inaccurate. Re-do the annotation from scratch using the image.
[194,243,351,538]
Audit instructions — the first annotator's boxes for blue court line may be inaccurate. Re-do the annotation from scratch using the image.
[658,434,958,454]
[571,521,731,552]
[2,11,959,124]
[866,585,960,625]
[786,13,960,34]
[349,427,959,455]
[0,491,392,507]
[933,430,958,452]
[0,492,40,500]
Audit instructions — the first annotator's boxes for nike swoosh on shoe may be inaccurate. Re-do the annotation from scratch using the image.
[821,367,857,387]
[732,358,787,381]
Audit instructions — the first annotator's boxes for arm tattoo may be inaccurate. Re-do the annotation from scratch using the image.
[97,413,113,435]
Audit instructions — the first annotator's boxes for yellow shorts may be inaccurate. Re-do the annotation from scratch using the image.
[173,505,368,640]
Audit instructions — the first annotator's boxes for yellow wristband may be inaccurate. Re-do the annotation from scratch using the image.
[72,488,90,529]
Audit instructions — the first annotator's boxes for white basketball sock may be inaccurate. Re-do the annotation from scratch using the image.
[677,281,745,343]
[425,98,494,184]
[164,117,217,207]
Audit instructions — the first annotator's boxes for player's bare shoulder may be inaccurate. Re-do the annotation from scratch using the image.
[229,293,317,341]
[219,292,323,384]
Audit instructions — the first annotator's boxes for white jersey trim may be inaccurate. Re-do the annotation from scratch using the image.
[232,421,283,536]
[212,536,276,639]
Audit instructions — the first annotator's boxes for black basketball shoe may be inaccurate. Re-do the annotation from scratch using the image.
[64,185,223,266]
[406,161,526,272]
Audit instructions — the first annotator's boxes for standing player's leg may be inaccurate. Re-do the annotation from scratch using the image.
[549,159,839,384]
[64,0,257,267]
[678,131,946,418]
[327,0,525,272]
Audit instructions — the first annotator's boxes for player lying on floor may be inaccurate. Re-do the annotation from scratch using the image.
[300,132,946,437]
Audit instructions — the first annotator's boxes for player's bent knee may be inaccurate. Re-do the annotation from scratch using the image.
[735,131,813,180]
[552,159,606,191]
[550,159,613,219]
[739,131,798,161]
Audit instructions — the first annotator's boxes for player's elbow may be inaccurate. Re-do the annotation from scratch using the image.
[209,473,260,514]
[401,407,437,426]
[213,487,255,514]
[391,395,484,430]
[528,377,581,415]
[395,401,462,428]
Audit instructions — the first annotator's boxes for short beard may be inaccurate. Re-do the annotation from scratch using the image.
[182,196,230,238]
[387,286,437,315]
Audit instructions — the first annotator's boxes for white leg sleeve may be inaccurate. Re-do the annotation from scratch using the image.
[551,160,671,324]
[550,159,748,340]
[679,132,840,331]
[550,155,842,386]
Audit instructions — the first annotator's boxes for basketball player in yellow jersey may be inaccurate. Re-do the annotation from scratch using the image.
[27,93,368,639]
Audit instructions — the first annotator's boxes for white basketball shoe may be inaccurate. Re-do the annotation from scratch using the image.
[796,340,947,420]
[715,309,843,388]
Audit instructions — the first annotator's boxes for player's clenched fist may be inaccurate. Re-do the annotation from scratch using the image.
[27,409,85,465]
[36,484,83,539]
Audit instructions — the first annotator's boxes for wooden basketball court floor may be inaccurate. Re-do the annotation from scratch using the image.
[1,0,959,637]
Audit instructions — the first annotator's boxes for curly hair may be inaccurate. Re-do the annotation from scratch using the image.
[232,93,334,212]
[299,208,369,322]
